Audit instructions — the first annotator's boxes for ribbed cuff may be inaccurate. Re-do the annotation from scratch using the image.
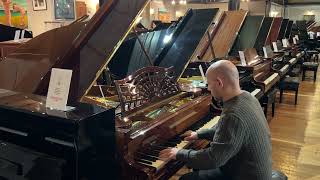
[176,149,190,161]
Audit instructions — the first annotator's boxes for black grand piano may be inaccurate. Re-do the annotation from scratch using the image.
[0,0,150,179]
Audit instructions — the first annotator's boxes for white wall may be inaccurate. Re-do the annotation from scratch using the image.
[270,3,284,17]
[286,5,320,22]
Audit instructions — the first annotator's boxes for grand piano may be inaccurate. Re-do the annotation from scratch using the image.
[237,48,280,93]
[0,0,150,179]
[0,24,33,42]
[0,3,224,180]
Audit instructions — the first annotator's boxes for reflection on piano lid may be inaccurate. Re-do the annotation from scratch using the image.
[0,0,150,103]
[108,8,218,80]
[265,17,283,46]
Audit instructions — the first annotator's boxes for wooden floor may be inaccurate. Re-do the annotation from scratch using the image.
[270,70,320,180]
[171,70,320,180]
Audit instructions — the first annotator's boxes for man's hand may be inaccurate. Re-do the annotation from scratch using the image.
[159,148,179,161]
[180,130,198,141]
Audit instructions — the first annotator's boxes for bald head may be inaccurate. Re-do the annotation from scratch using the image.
[206,60,240,88]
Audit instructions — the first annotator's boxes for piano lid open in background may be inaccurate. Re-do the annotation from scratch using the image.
[193,10,248,61]
[229,15,264,56]
[0,0,150,103]
[265,17,283,46]
[254,17,273,56]
[107,8,218,80]
[0,24,33,42]
[277,19,289,41]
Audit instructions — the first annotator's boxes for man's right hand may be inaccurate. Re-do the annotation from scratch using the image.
[180,130,198,141]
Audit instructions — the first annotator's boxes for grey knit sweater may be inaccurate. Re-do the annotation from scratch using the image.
[177,91,272,180]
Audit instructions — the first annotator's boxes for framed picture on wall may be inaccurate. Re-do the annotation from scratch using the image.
[32,0,47,11]
[54,0,75,20]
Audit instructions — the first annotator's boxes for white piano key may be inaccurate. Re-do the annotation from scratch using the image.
[251,89,261,97]
[263,73,279,85]
[280,65,289,73]
[289,58,297,65]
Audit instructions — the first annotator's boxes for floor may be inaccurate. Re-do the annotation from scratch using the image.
[171,70,320,180]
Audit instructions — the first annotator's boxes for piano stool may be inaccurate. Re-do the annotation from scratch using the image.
[272,170,288,180]
[279,76,300,105]
[262,88,278,118]
[302,62,319,82]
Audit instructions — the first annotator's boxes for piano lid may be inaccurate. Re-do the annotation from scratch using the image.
[201,10,248,60]
[0,24,33,42]
[296,20,308,40]
[157,8,218,79]
[265,17,283,46]
[109,8,218,80]
[229,15,264,56]
[285,20,293,39]
[277,19,289,40]
[0,0,150,103]
[254,17,273,56]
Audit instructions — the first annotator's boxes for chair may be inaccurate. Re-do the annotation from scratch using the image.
[279,76,300,105]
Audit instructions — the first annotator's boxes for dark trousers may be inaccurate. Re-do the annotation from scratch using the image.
[179,168,232,180]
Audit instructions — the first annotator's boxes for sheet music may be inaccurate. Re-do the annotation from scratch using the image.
[239,51,246,66]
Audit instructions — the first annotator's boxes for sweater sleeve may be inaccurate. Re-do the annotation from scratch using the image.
[197,124,217,140]
[176,113,246,170]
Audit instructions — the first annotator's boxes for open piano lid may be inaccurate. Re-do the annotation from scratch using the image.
[277,19,289,40]
[156,8,218,79]
[108,8,218,80]
[229,15,264,56]
[285,20,293,39]
[265,17,283,45]
[0,0,149,103]
[254,17,273,55]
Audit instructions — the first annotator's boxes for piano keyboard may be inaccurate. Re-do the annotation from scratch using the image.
[280,65,289,73]
[296,53,301,58]
[135,116,220,170]
[263,73,279,85]
[250,89,261,97]
[289,58,297,65]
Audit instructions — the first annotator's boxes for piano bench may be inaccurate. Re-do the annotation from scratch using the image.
[279,77,300,105]
[262,88,278,118]
[288,67,301,77]
[302,62,319,82]
[272,170,288,180]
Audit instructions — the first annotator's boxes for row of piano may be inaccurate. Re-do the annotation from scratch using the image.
[0,0,310,179]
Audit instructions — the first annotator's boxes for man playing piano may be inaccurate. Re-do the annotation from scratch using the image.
[159,60,272,180]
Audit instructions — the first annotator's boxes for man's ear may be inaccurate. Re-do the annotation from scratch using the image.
[216,78,223,88]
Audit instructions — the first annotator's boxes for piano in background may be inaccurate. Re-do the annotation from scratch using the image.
[0,24,32,42]
[0,0,150,179]
[237,48,280,94]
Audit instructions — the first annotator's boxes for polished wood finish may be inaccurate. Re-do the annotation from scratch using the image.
[0,39,29,59]
[266,17,283,46]
[200,10,248,61]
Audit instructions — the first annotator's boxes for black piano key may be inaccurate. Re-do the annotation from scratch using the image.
[136,153,158,162]
[135,158,152,165]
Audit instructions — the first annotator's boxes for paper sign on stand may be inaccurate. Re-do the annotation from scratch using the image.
[14,30,20,41]
[198,65,207,84]
[263,47,268,58]
[282,39,288,47]
[317,32,320,37]
[239,51,246,66]
[46,68,73,111]
[21,30,25,39]
[272,42,278,52]
[295,35,299,40]
[293,37,297,44]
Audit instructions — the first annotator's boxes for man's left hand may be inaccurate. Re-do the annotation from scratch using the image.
[159,148,179,161]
